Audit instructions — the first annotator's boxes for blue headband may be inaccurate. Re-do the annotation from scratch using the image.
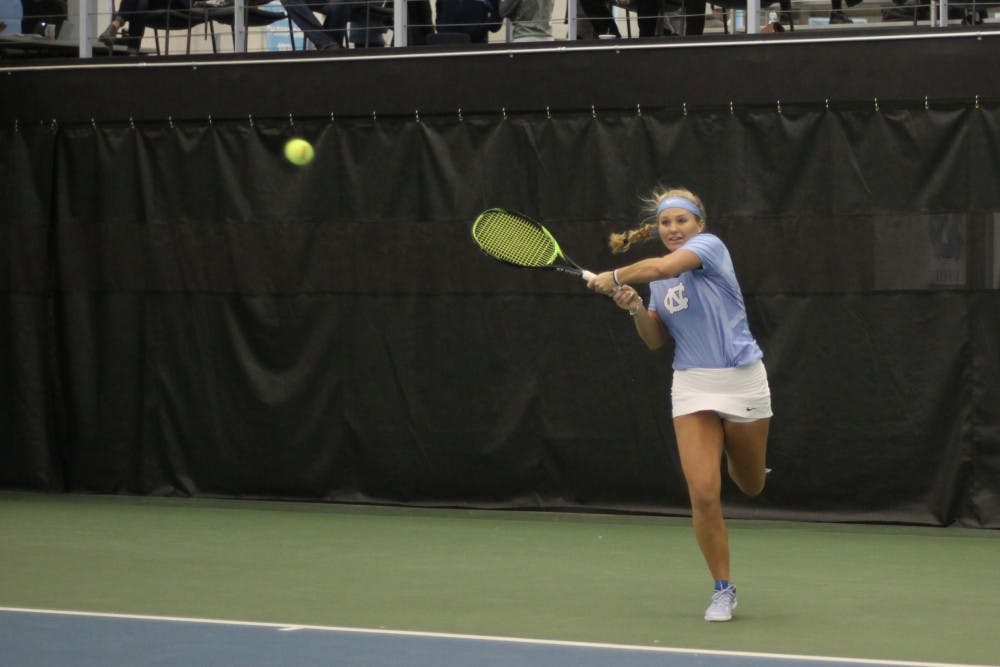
[656,196,703,219]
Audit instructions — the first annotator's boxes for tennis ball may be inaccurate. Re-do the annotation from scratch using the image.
[284,138,314,166]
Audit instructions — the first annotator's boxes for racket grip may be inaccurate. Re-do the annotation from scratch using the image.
[581,270,596,282]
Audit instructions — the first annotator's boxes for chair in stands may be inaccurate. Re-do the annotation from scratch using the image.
[284,0,394,50]
[710,0,794,32]
[192,1,296,52]
[944,0,999,23]
[140,1,208,54]
[618,0,790,37]
[882,0,997,24]
[339,0,393,48]
[19,0,67,36]
[360,0,394,44]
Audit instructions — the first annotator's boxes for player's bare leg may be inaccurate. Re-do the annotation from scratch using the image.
[723,418,770,497]
[675,411,742,621]
[674,411,728,581]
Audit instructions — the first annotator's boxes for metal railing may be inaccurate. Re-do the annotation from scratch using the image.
[0,0,991,59]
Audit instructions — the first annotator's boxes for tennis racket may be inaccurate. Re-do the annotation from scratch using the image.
[471,208,596,282]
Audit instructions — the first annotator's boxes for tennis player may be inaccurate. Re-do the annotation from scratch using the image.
[587,187,771,622]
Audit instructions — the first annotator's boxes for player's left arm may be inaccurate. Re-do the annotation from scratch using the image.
[588,249,702,294]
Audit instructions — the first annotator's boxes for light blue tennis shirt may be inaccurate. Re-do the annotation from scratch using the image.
[647,233,763,370]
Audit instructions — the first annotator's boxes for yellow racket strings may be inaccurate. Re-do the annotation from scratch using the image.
[473,211,558,267]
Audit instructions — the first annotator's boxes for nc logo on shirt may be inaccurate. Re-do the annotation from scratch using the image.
[663,283,689,314]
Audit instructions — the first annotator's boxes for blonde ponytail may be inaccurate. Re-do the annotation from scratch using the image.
[609,224,656,254]
[608,186,706,254]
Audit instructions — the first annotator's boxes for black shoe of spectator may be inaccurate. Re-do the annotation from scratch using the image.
[845,0,862,6]
[319,42,342,50]
[830,10,852,22]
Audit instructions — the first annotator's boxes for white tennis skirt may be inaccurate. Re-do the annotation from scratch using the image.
[671,359,773,423]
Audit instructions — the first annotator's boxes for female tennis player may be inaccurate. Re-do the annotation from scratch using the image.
[587,187,771,622]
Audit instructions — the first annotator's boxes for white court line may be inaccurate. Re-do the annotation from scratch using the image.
[0,606,994,667]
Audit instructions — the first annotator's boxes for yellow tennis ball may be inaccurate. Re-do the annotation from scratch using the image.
[284,138,314,166]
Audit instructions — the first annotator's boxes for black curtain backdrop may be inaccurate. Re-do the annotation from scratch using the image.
[3,57,999,526]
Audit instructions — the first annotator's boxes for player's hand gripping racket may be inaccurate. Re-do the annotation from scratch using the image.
[471,208,596,282]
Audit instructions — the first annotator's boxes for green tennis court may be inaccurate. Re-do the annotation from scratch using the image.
[1,491,996,665]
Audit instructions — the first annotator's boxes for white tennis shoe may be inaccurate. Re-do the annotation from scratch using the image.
[704,585,738,622]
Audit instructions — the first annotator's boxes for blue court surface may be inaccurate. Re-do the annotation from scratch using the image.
[0,608,983,667]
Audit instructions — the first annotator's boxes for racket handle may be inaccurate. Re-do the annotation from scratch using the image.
[581,270,596,281]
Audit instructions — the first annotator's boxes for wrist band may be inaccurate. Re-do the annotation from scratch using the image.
[612,269,622,288]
